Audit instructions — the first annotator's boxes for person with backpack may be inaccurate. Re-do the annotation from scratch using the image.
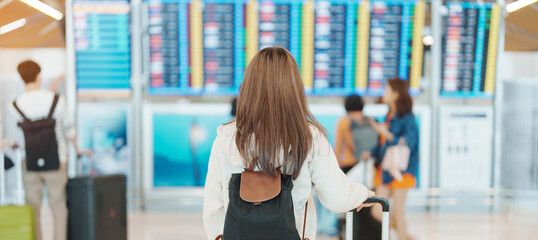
[335,94,379,174]
[334,95,381,240]
[9,60,90,240]
[361,78,419,240]
[203,47,375,240]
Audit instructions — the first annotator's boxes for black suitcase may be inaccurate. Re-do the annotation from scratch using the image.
[346,197,390,240]
[339,205,382,240]
[67,174,127,240]
[340,164,382,240]
[352,207,382,240]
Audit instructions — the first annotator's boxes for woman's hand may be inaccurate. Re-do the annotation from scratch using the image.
[76,149,93,157]
[356,190,376,212]
[369,120,384,135]
[360,151,371,161]
[378,125,394,141]
[369,121,394,141]
[49,74,64,92]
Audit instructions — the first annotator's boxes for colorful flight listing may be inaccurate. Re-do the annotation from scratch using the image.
[441,2,500,98]
[313,0,358,95]
[259,1,290,50]
[73,0,131,91]
[147,0,190,95]
[257,0,301,63]
[144,0,425,96]
[367,0,416,96]
[202,0,245,94]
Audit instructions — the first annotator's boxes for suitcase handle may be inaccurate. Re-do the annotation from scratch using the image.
[363,197,390,212]
[346,197,390,240]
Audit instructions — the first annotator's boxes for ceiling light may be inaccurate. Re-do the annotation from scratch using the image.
[423,35,434,46]
[18,0,63,20]
[0,18,27,35]
[506,0,538,13]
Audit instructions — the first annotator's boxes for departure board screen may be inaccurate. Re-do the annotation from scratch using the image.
[258,0,302,63]
[147,0,190,95]
[144,0,425,96]
[312,0,358,95]
[146,0,246,95]
[441,2,500,98]
[202,0,245,94]
[73,0,131,91]
[259,1,290,50]
[366,0,415,96]
[203,3,234,89]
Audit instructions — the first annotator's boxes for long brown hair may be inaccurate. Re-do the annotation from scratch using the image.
[387,78,413,117]
[234,47,326,179]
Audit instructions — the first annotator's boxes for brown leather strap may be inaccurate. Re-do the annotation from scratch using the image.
[302,201,308,240]
[215,235,222,240]
[246,157,257,172]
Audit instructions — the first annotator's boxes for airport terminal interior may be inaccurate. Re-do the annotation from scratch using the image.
[1,0,538,239]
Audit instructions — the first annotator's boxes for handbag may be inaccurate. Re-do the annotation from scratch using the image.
[381,137,410,181]
[346,157,375,189]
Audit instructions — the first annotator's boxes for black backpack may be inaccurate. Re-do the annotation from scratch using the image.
[13,94,60,171]
[218,158,308,240]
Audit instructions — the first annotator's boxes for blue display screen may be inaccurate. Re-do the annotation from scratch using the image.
[441,2,495,98]
[74,0,131,90]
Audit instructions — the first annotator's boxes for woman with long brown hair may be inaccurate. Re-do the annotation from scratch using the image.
[203,47,373,240]
[362,78,419,240]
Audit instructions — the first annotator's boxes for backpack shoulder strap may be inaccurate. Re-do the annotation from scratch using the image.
[363,116,378,128]
[349,116,364,128]
[47,94,60,119]
[12,101,30,122]
[302,201,309,240]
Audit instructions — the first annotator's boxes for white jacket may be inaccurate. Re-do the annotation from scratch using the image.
[203,122,369,240]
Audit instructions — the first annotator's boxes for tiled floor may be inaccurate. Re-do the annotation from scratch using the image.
[40,207,538,240]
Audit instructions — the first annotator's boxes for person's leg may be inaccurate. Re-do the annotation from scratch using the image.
[43,163,68,240]
[371,184,391,223]
[389,207,399,233]
[22,169,44,240]
[392,188,411,240]
[373,186,401,233]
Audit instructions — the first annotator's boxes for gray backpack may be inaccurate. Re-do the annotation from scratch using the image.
[350,117,379,161]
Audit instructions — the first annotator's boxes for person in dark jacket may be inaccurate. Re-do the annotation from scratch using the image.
[362,78,418,240]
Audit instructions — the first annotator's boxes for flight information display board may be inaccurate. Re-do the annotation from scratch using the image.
[145,0,425,96]
[312,0,358,95]
[147,0,190,95]
[441,2,500,98]
[363,0,422,96]
[305,0,424,96]
[202,0,245,94]
[147,0,246,95]
[73,0,131,91]
[258,0,302,63]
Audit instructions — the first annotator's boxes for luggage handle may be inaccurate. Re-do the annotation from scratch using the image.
[363,197,390,212]
[346,197,390,240]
